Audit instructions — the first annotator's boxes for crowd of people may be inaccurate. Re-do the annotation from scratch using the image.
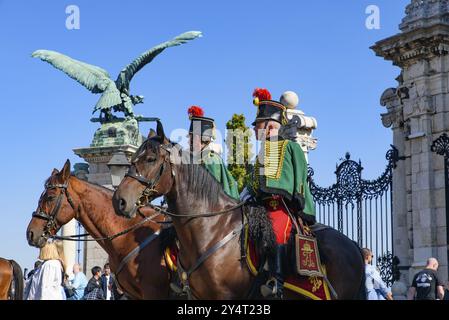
[24,241,123,300]
[21,241,449,300]
[363,247,449,300]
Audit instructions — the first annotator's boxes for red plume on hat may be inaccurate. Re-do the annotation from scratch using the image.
[188,106,204,119]
[252,88,271,106]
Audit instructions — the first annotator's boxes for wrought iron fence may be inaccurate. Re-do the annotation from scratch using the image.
[308,146,402,286]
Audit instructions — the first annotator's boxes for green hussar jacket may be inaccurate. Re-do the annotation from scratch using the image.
[202,149,240,200]
[249,138,315,216]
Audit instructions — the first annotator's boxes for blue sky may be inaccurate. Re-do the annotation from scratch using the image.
[0,0,409,270]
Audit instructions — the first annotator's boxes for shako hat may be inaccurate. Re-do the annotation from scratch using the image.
[252,88,287,126]
[188,106,215,140]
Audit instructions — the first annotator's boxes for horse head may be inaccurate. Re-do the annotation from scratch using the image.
[26,160,77,248]
[113,121,178,219]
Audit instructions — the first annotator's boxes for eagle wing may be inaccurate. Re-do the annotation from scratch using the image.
[115,31,203,92]
[32,50,122,110]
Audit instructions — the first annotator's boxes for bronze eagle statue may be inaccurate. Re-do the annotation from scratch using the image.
[32,31,202,121]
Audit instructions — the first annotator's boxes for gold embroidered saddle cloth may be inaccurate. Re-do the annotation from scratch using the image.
[244,225,331,300]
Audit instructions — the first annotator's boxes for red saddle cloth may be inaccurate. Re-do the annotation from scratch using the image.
[244,226,331,300]
[164,229,331,300]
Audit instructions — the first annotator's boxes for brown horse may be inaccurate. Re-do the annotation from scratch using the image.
[113,122,366,299]
[26,160,170,299]
[0,258,23,300]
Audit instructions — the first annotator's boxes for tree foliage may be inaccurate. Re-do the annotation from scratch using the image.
[226,114,253,192]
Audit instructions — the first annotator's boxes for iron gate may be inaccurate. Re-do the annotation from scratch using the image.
[307,146,402,285]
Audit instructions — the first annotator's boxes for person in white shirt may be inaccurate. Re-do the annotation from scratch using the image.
[362,248,393,300]
[26,242,65,300]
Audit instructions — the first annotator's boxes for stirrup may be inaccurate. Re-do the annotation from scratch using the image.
[169,282,183,294]
[260,278,281,298]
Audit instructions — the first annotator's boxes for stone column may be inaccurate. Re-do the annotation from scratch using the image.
[73,145,138,273]
[380,88,411,294]
[61,219,77,277]
[61,163,89,277]
[73,118,144,273]
[372,0,449,286]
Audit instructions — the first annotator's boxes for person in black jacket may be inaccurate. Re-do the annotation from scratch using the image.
[100,263,122,300]
[83,266,104,300]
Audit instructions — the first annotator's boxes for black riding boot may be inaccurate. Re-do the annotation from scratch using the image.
[260,244,286,299]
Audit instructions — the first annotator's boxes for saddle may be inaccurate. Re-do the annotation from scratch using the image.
[244,205,332,300]
[160,207,334,300]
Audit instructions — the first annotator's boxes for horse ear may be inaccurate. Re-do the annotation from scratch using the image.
[51,168,59,176]
[156,120,166,142]
[147,129,156,139]
[60,159,71,182]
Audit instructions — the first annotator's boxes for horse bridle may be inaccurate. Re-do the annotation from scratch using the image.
[125,144,173,209]
[32,182,76,239]
[126,142,246,218]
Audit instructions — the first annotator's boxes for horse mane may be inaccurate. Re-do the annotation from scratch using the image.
[177,162,237,208]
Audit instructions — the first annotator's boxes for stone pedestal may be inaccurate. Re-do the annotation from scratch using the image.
[73,144,139,274]
[372,0,449,286]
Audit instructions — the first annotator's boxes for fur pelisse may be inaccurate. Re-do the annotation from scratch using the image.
[252,88,272,101]
[187,105,204,118]
[245,205,276,255]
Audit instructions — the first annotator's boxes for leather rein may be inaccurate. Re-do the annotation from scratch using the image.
[32,181,163,243]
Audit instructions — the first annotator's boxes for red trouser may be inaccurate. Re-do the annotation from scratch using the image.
[264,196,292,245]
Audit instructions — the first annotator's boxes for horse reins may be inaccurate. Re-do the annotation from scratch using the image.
[33,181,165,242]
[51,210,163,242]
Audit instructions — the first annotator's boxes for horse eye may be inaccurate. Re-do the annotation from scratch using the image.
[47,195,56,201]
[147,157,156,163]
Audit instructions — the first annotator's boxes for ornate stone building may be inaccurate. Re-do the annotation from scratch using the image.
[372,0,449,286]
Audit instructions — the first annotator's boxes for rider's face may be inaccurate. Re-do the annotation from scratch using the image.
[254,121,267,141]
[189,134,203,152]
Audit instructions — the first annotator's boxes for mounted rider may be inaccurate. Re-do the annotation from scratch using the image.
[187,106,240,200]
[245,88,316,299]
